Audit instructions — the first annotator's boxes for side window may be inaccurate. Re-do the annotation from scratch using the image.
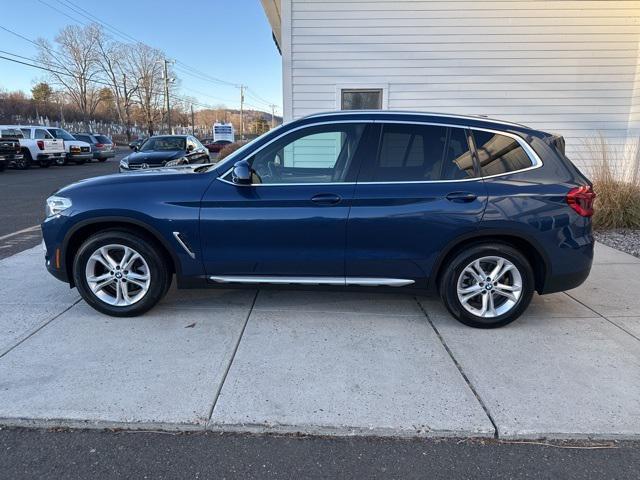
[34,129,52,139]
[21,128,32,139]
[237,123,366,184]
[472,130,533,177]
[187,137,199,150]
[360,124,475,182]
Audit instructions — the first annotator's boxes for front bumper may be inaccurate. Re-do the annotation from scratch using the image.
[67,152,93,161]
[94,150,115,159]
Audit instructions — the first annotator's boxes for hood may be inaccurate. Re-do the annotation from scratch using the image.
[65,140,90,147]
[125,150,185,165]
[57,163,211,195]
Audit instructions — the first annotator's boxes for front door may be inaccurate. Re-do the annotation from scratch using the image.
[346,123,487,287]
[200,122,369,281]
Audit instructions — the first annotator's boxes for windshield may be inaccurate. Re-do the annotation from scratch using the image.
[140,136,186,151]
[94,135,111,144]
[1,128,23,139]
[48,128,76,141]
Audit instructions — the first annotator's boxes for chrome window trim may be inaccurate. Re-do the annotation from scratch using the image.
[216,119,543,187]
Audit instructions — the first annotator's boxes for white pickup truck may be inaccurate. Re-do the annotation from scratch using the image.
[0,125,66,169]
[45,127,92,165]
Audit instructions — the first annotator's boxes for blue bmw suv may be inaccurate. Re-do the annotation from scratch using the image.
[42,111,595,328]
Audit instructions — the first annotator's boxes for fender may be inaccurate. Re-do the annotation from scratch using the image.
[62,215,184,280]
[428,227,551,292]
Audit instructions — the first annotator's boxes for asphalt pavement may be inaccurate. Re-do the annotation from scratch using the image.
[1,428,638,480]
[0,152,123,259]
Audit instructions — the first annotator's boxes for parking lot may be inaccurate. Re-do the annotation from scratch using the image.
[0,241,639,440]
[0,151,123,259]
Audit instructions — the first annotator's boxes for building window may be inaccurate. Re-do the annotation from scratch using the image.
[341,89,383,110]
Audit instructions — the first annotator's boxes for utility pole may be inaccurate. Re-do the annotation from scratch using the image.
[269,104,277,129]
[238,85,245,141]
[162,59,175,134]
[191,104,195,135]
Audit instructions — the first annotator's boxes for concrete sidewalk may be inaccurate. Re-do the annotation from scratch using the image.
[0,244,638,439]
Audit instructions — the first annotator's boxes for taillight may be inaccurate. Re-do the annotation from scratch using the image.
[566,185,596,217]
[37,140,45,150]
[95,143,104,148]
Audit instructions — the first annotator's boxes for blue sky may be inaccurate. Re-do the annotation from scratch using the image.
[0,0,282,114]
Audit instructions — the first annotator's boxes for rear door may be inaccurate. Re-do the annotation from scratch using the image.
[346,122,487,287]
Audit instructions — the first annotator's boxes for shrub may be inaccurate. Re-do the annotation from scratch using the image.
[583,135,640,230]
[218,142,243,160]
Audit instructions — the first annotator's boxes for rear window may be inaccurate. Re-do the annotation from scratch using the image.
[94,135,111,144]
[1,128,23,138]
[472,130,533,177]
[360,124,475,182]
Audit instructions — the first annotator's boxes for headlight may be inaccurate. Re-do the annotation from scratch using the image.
[46,195,72,217]
[119,158,129,168]
[165,158,186,167]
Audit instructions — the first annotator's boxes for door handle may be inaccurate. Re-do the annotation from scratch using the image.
[446,192,477,203]
[311,193,342,205]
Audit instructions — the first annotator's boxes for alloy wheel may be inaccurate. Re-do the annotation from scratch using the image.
[84,244,151,306]
[456,256,523,318]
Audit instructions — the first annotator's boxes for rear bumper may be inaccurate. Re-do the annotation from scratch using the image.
[539,241,594,294]
[37,152,64,160]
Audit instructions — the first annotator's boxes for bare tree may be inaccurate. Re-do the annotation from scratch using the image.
[128,43,165,136]
[94,28,138,140]
[36,24,103,121]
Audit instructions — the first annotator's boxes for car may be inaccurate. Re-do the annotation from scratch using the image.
[128,138,147,150]
[201,138,232,153]
[45,127,92,165]
[73,133,116,161]
[41,111,595,328]
[0,127,24,171]
[119,135,210,172]
[0,124,66,168]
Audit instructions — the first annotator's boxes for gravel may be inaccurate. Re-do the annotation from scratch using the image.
[594,229,640,258]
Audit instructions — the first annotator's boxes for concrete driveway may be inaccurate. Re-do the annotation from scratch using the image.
[0,243,638,439]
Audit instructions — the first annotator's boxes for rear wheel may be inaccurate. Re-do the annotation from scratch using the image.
[73,230,170,317]
[55,156,67,166]
[439,243,534,328]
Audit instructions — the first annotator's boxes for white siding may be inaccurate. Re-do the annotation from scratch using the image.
[283,0,640,173]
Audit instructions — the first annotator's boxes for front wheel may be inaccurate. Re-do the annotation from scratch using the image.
[439,243,534,328]
[73,230,170,317]
[55,156,67,166]
[16,150,31,169]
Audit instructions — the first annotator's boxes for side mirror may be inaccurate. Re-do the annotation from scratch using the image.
[133,145,139,152]
[187,144,194,152]
[232,160,252,185]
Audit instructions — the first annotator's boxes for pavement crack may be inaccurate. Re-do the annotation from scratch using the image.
[0,297,82,359]
[206,290,259,424]
[563,292,640,343]
[415,297,499,439]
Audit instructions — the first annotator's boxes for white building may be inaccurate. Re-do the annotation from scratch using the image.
[261,0,640,172]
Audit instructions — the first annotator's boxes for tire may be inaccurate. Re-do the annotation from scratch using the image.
[55,156,67,166]
[439,243,534,329]
[16,150,31,169]
[73,230,170,317]
[0,162,6,172]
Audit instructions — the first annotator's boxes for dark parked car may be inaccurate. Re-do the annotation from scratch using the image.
[201,138,232,153]
[0,127,24,171]
[73,133,116,161]
[128,138,147,150]
[119,135,210,172]
[42,111,595,328]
